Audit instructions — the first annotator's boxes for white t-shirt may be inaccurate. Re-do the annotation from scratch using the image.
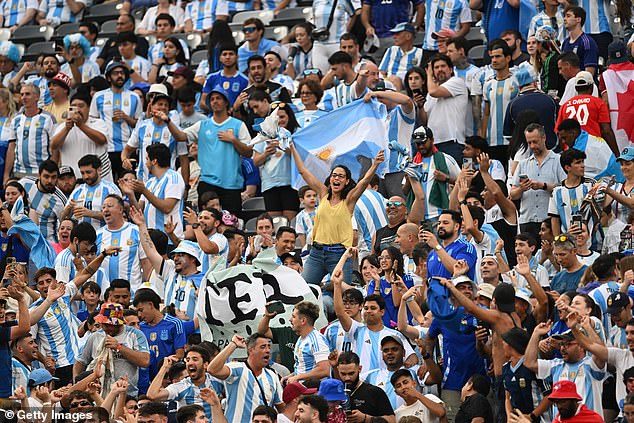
[607,347,634,411]
[424,76,468,144]
[394,396,444,423]
[559,79,599,105]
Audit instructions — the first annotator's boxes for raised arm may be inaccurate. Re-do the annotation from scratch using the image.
[346,150,385,211]
[207,334,245,380]
[129,206,164,272]
[289,143,328,198]
[407,175,426,224]
[571,317,608,368]
[71,246,120,288]
[479,153,517,222]
[398,287,424,340]
[514,254,548,323]
[332,268,353,332]
[524,321,552,372]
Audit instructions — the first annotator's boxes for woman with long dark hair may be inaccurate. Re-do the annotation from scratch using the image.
[149,37,188,83]
[404,66,427,126]
[290,144,384,284]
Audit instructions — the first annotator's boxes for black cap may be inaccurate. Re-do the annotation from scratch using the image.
[412,126,433,143]
[606,291,630,314]
[551,331,575,342]
[608,40,629,65]
[280,252,302,266]
[501,327,530,354]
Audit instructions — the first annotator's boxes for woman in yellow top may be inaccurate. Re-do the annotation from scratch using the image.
[290,143,384,285]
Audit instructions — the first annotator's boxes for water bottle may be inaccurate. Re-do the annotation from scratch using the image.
[343,384,352,413]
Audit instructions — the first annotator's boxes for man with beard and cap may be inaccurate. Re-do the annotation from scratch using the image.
[19,160,67,242]
[548,380,603,422]
[64,154,122,230]
[208,333,284,423]
[525,322,608,418]
[278,383,317,423]
[131,206,203,320]
[90,61,143,180]
[183,207,228,273]
[75,302,150,396]
[440,276,522,423]
[42,72,71,123]
[403,126,460,227]
[56,166,76,197]
[423,54,469,163]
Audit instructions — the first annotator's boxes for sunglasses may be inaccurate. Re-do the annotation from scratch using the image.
[554,235,569,242]
[386,201,404,207]
[71,401,92,408]
[303,69,321,75]
[270,102,287,111]
[242,27,257,33]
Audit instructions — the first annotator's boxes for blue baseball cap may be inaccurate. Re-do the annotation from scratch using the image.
[29,368,59,386]
[318,379,347,401]
[618,146,634,162]
[390,22,416,34]
[169,240,203,265]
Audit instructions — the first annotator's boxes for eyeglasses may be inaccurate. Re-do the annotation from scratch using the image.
[379,256,392,261]
[270,102,286,111]
[71,401,92,408]
[386,201,404,207]
[330,173,346,179]
[303,69,321,75]
[242,26,257,33]
[559,341,578,349]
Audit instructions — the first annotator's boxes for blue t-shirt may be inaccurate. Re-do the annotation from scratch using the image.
[0,326,12,398]
[481,0,519,41]
[562,34,599,71]
[367,275,414,328]
[0,234,30,263]
[551,265,588,294]
[427,238,478,280]
[361,0,424,37]
[428,316,486,391]
[202,70,249,106]
[242,157,261,195]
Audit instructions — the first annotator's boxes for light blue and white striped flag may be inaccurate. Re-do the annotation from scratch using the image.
[291,99,389,190]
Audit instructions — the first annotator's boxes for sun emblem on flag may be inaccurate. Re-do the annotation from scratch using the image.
[318,148,333,161]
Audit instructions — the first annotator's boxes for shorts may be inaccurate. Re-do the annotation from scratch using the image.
[262,185,300,212]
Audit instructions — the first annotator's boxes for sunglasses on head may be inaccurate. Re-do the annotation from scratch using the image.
[386,201,404,207]
[270,102,287,111]
[554,234,569,242]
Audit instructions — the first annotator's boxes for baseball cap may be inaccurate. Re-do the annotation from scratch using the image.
[549,380,582,401]
[412,125,433,143]
[618,146,634,162]
[95,303,125,326]
[574,71,594,87]
[477,283,495,300]
[493,283,515,313]
[169,240,203,265]
[452,275,477,294]
[551,330,575,342]
[168,66,195,81]
[59,165,75,178]
[606,291,630,314]
[283,382,316,403]
[608,40,629,65]
[390,22,416,34]
[501,327,530,354]
[514,287,532,304]
[514,67,536,87]
[280,252,303,267]
[48,72,72,92]
[380,334,404,347]
[29,368,59,386]
[318,379,347,401]
[431,28,457,40]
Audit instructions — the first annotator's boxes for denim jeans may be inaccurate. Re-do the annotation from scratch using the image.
[301,247,353,286]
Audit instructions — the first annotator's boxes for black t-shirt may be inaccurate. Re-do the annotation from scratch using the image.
[454,393,493,423]
[98,35,150,70]
[373,221,404,255]
[350,382,395,417]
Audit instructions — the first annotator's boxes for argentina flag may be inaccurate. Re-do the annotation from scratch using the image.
[291,99,389,190]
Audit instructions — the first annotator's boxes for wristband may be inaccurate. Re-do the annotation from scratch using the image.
[543,182,547,190]
[230,340,237,348]
[405,297,415,303]
[459,200,467,206]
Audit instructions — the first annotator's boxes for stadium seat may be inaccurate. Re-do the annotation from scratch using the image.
[23,41,55,61]
[272,216,289,231]
[465,26,486,51]
[232,30,245,45]
[242,196,266,211]
[12,25,54,45]
[270,6,311,27]
[0,28,11,42]
[100,19,119,38]
[86,2,124,23]
[232,10,274,25]
[132,6,146,21]
[468,44,486,67]
[186,33,203,51]
[413,31,424,48]
[244,217,257,233]
[229,22,243,32]
[264,26,288,42]
[53,23,80,41]
[95,38,108,48]
[191,50,207,68]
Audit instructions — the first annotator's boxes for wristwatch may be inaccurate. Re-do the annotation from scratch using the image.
[191,223,200,229]
[435,245,442,251]
[459,199,467,206]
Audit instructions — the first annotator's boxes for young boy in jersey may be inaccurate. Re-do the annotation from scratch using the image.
[294,185,317,248]
[392,368,446,423]
[77,282,101,322]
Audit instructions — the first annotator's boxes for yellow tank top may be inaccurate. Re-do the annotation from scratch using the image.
[312,197,353,248]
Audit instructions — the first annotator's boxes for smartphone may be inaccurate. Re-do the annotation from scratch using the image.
[67,106,76,119]
[463,157,474,170]
[571,214,583,229]
[413,88,424,97]
[266,301,285,315]
[2,278,10,288]
[519,174,529,182]
[420,220,433,233]
[6,257,15,265]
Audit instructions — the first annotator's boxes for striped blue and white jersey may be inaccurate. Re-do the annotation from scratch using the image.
[2,0,37,26]
[415,153,461,219]
[161,259,205,320]
[185,0,228,31]
[90,88,143,153]
[347,319,416,378]
[331,80,365,110]
[572,130,623,182]
[26,75,53,106]
[37,0,87,23]
[166,373,225,419]
[60,60,100,84]
[19,176,66,242]
[226,0,253,12]
[537,355,607,417]
[528,11,565,44]
[312,0,355,44]
[106,57,151,90]
[96,222,147,292]
[293,329,330,376]
[88,46,101,63]
[324,319,356,353]
[127,116,186,182]
[11,358,30,394]
[385,104,416,173]
[200,232,229,274]
[294,208,316,247]
[272,73,294,93]
[259,0,295,10]
[295,109,326,127]
[483,75,519,147]
[548,179,593,233]
[69,180,122,230]
[195,60,210,79]
[608,324,626,349]
[454,64,480,136]
[578,0,611,34]
[148,39,190,64]
[29,282,80,368]
[3,111,55,175]
[379,47,423,80]
[364,367,420,410]
[290,46,313,79]
[422,0,472,50]
[223,362,283,423]
[144,169,186,239]
[354,189,387,255]
[588,281,626,329]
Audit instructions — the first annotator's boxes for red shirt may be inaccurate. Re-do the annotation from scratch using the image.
[553,404,604,423]
[556,94,610,137]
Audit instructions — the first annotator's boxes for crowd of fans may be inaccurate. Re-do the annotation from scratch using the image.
[0,0,633,421]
